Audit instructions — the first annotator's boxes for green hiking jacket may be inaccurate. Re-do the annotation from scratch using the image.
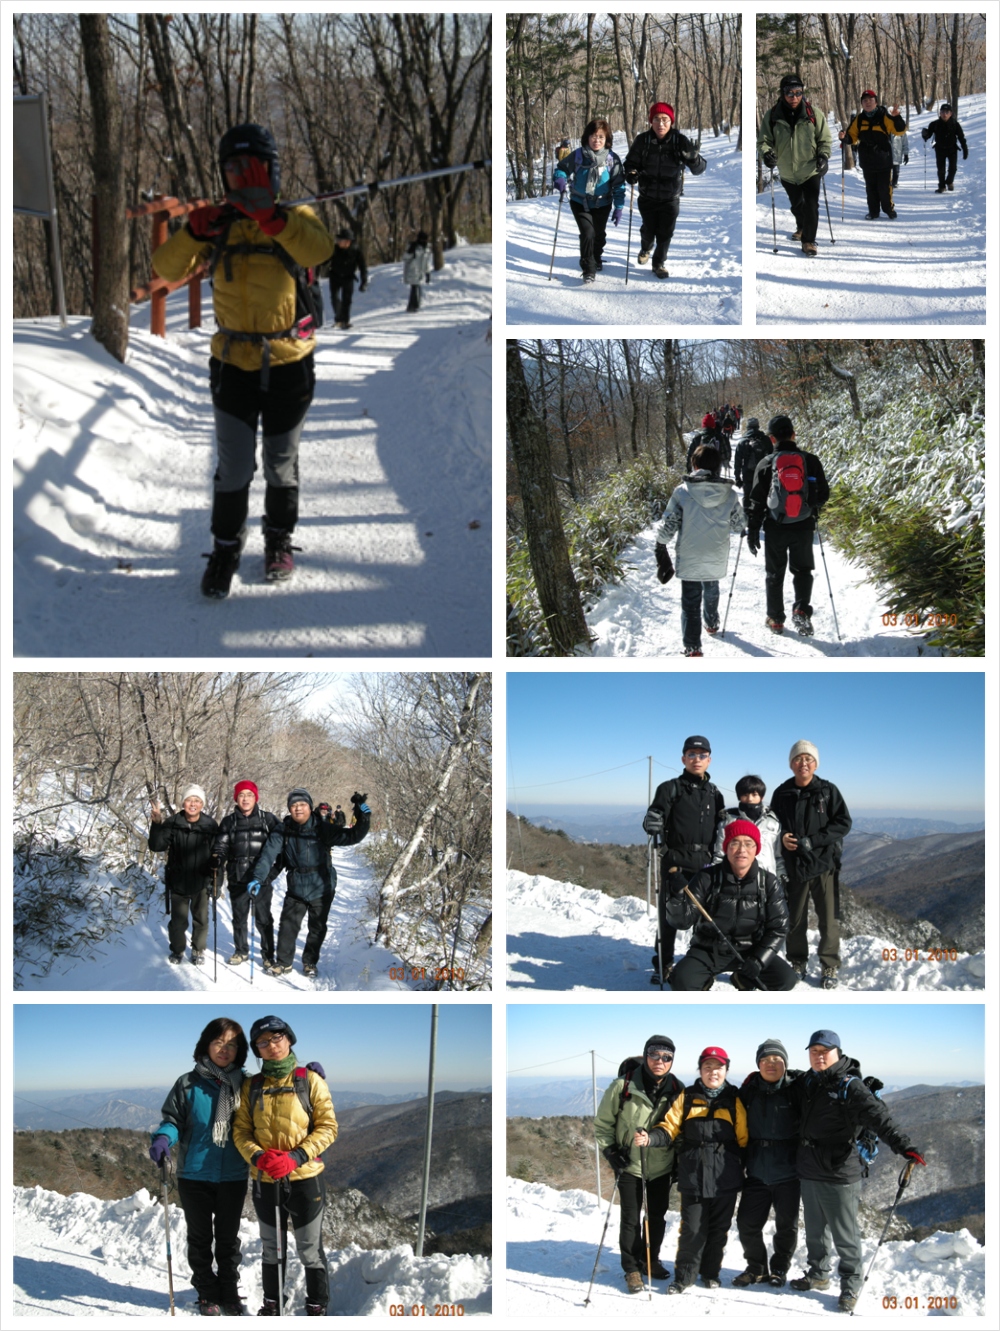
[757,100,833,185]
[593,1064,684,1180]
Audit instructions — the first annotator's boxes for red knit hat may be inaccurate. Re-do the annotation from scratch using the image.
[234,779,259,802]
[723,819,762,853]
[649,102,674,123]
[702,412,716,428]
[861,89,877,100]
[699,1046,730,1068]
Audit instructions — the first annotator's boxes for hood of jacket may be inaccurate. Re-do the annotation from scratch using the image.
[683,471,737,509]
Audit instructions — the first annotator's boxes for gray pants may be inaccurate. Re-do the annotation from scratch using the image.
[253,1176,329,1308]
[785,871,839,971]
[800,1178,863,1295]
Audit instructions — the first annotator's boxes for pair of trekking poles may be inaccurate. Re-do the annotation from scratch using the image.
[547,183,638,283]
[767,166,836,252]
[718,528,842,643]
[583,1146,654,1304]
[209,868,262,986]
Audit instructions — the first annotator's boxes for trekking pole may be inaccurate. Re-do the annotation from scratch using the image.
[680,884,767,989]
[841,144,845,220]
[769,170,778,252]
[212,868,218,985]
[159,1160,176,1316]
[822,177,836,243]
[582,1178,620,1305]
[547,192,565,281]
[851,1161,916,1316]
[652,836,665,992]
[624,182,635,285]
[720,530,744,639]
[816,525,842,641]
[275,1178,285,1317]
[923,140,927,190]
[640,1146,653,1300]
[248,878,260,985]
[283,159,491,210]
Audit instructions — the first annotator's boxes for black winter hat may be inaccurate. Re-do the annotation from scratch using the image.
[780,75,804,94]
[336,229,352,241]
[287,788,314,811]
[746,417,760,431]
[939,103,952,113]
[756,1038,789,1066]
[219,122,280,193]
[644,1034,676,1058]
[767,414,795,440]
[682,735,711,754]
[250,1015,297,1048]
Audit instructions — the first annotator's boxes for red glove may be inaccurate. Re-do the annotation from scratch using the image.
[225,157,285,235]
[257,1148,297,1179]
[187,205,230,241]
[905,1150,927,1166]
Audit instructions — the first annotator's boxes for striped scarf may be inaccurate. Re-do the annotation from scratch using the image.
[196,1057,244,1147]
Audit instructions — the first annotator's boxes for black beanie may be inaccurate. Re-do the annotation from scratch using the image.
[643,1034,676,1058]
[287,788,314,810]
[756,1038,789,1066]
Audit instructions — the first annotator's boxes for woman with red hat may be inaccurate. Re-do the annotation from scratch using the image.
[212,780,284,969]
[634,1047,747,1294]
[622,102,706,278]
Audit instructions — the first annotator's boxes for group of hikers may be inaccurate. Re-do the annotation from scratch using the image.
[655,413,831,655]
[757,74,970,255]
[150,122,440,598]
[552,102,707,282]
[149,1013,336,1315]
[594,1031,926,1310]
[642,732,851,989]
[148,781,370,977]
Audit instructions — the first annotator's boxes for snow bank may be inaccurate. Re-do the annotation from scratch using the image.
[506,871,984,991]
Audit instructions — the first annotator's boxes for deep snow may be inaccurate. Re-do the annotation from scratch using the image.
[506,130,742,324]
[13,247,491,656]
[505,871,985,992]
[756,94,985,324]
[586,524,942,657]
[13,1184,492,1317]
[506,1178,984,1317]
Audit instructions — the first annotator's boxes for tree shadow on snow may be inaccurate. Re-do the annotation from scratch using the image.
[14,1254,168,1313]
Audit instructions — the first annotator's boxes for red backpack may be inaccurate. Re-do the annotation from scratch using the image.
[768,451,812,522]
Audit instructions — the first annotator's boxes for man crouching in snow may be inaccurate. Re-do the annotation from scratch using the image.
[246,788,370,978]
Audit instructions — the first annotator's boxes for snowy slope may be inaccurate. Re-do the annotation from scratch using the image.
[505,871,985,992]
[506,1178,983,1317]
[506,130,741,324]
[756,94,985,324]
[586,525,941,657]
[13,1185,491,1318]
[13,247,491,656]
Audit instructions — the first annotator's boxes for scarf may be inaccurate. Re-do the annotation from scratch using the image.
[262,1053,298,1079]
[696,1077,725,1100]
[579,145,609,196]
[196,1058,244,1147]
[738,801,764,822]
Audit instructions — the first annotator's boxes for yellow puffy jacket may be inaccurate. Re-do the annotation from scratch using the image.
[233,1068,338,1182]
[152,207,333,373]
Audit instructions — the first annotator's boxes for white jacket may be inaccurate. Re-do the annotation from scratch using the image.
[711,806,784,881]
[655,472,744,580]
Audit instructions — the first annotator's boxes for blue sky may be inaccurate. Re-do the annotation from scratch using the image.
[15,1003,491,1092]
[507,672,984,814]
[507,1003,984,1087]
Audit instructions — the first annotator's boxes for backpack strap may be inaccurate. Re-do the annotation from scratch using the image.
[248,1067,315,1133]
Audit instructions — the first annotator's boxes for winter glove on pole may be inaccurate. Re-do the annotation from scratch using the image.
[583,1179,621,1305]
[226,157,286,236]
[963,148,968,160]
[247,879,262,898]
[601,1144,632,1177]
[905,1150,927,1166]
[554,175,567,195]
[815,154,829,177]
[738,955,763,986]
[762,150,778,170]
[612,207,622,226]
[654,542,675,584]
[360,280,369,292]
[187,205,230,241]
[258,1149,299,1180]
[624,183,635,285]
[149,1135,172,1166]
[547,192,566,281]
[642,808,664,836]
[746,529,761,556]
[903,153,909,165]
[852,1160,919,1316]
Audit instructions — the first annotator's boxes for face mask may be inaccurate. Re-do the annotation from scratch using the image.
[738,801,763,821]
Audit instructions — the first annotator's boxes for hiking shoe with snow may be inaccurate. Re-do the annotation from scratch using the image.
[650,1262,671,1280]
[765,616,785,634]
[196,1298,223,1316]
[257,1299,280,1316]
[793,609,814,636]
[625,1272,644,1294]
[946,183,954,192]
[837,1295,858,1314]
[768,1270,788,1287]
[822,967,840,989]
[201,540,242,599]
[684,647,704,657]
[732,1269,766,1287]
[302,963,318,978]
[666,1282,688,1295]
[191,951,206,967]
[704,621,720,635]
[262,960,284,977]
[168,953,184,965]
[791,228,802,240]
[305,1304,328,1317]
[702,1277,722,1289]
[790,961,807,978]
[637,249,651,265]
[228,952,248,966]
[220,1298,246,1316]
[262,521,298,582]
[864,212,879,220]
[653,265,669,278]
[790,1275,830,1292]
[802,241,818,257]
[582,271,596,284]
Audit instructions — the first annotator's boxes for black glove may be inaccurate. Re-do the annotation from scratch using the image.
[762,150,777,170]
[796,835,813,851]
[425,273,431,284]
[654,542,675,585]
[903,154,909,165]
[746,529,761,556]
[351,791,371,815]
[963,148,968,160]
[643,808,664,836]
[359,280,369,292]
[624,167,639,183]
[602,1144,631,1176]
[815,154,829,177]
[738,955,763,985]
[921,127,932,141]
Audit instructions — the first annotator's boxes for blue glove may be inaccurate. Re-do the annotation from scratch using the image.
[247,879,262,898]
[612,207,622,226]
[306,1061,326,1079]
[149,1135,171,1166]
[554,176,567,195]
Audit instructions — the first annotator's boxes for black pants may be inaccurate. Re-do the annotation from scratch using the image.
[669,940,798,992]
[230,880,275,962]
[330,279,354,325]
[276,887,334,968]
[569,200,611,275]
[617,1172,672,1274]
[860,159,894,216]
[737,1177,801,1276]
[763,518,815,622]
[637,196,681,264]
[254,1176,329,1309]
[177,1177,247,1302]
[935,146,958,188]
[407,283,423,312]
[780,174,821,243]
[168,890,209,957]
[674,1190,739,1286]
[209,354,316,540]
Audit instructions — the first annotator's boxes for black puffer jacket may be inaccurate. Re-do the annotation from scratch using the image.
[771,776,852,882]
[327,242,368,286]
[734,433,773,490]
[793,1055,914,1184]
[644,770,724,877]
[148,812,219,896]
[252,808,370,903]
[746,441,831,528]
[663,861,788,964]
[739,1070,802,1185]
[921,116,967,155]
[648,1080,747,1198]
[213,805,284,889]
[623,128,706,202]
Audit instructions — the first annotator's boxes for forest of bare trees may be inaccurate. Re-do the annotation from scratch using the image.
[13,13,492,320]
[507,12,741,198]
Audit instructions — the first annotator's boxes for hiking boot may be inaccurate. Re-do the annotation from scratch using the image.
[946,183,954,192]
[864,212,879,220]
[262,520,298,582]
[257,1299,280,1316]
[219,1293,246,1316]
[791,228,802,241]
[837,1294,858,1314]
[801,241,818,257]
[305,1304,327,1317]
[196,1298,223,1315]
[228,953,248,966]
[637,249,651,265]
[168,953,184,965]
[684,647,704,657]
[702,1277,721,1289]
[793,609,814,636]
[201,540,242,599]
[666,1282,688,1295]
[765,616,784,634]
[887,209,897,219]
[302,963,318,978]
[732,1269,766,1287]
[768,1270,788,1287]
[935,186,946,194]
[191,951,206,967]
[653,265,669,278]
[262,960,284,977]
[790,1275,830,1292]
[790,960,807,978]
[650,1262,670,1280]
[704,620,720,635]
[595,259,603,271]
[625,1271,644,1294]
[822,966,840,990]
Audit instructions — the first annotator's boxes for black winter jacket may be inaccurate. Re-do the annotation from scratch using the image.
[148,811,219,896]
[739,1070,802,1185]
[734,433,773,491]
[921,117,967,155]
[793,1055,914,1184]
[623,128,706,203]
[771,775,852,882]
[845,106,907,165]
[327,243,368,286]
[663,861,788,964]
[213,806,284,889]
[648,1080,747,1198]
[644,770,724,877]
[252,809,370,903]
[746,441,830,529]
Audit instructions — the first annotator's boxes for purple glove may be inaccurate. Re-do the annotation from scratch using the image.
[149,1135,171,1166]
[554,176,567,195]
[612,208,622,226]
[306,1061,326,1079]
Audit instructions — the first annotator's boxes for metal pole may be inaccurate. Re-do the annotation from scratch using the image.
[159,1161,176,1316]
[275,1181,285,1317]
[547,192,565,281]
[852,1161,916,1315]
[582,1181,620,1305]
[284,159,491,210]
[817,525,843,641]
[653,836,665,991]
[416,1004,439,1256]
[822,177,836,243]
[720,531,744,638]
[591,1050,601,1202]
[212,868,218,985]
[769,170,778,253]
[641,1146,652,1299]
[645,756,653,915]
[624,182,635,284]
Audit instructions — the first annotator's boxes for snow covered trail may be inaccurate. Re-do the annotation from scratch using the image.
[14,1185,492,1318]
[13,247,491,656]
[16,846,419,993]
[756,94,985,324]
[586,524,941,657]
[506,1179,984,1318]
[506,132,741,324]
[506,871,985,992]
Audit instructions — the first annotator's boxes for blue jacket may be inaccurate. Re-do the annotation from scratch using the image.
[153,1069,248,1183]
[252,808,371,903]
[554,147,626,211]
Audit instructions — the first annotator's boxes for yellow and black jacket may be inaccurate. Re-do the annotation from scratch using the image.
[648,1080,748,1196]
[843,107,906,168]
